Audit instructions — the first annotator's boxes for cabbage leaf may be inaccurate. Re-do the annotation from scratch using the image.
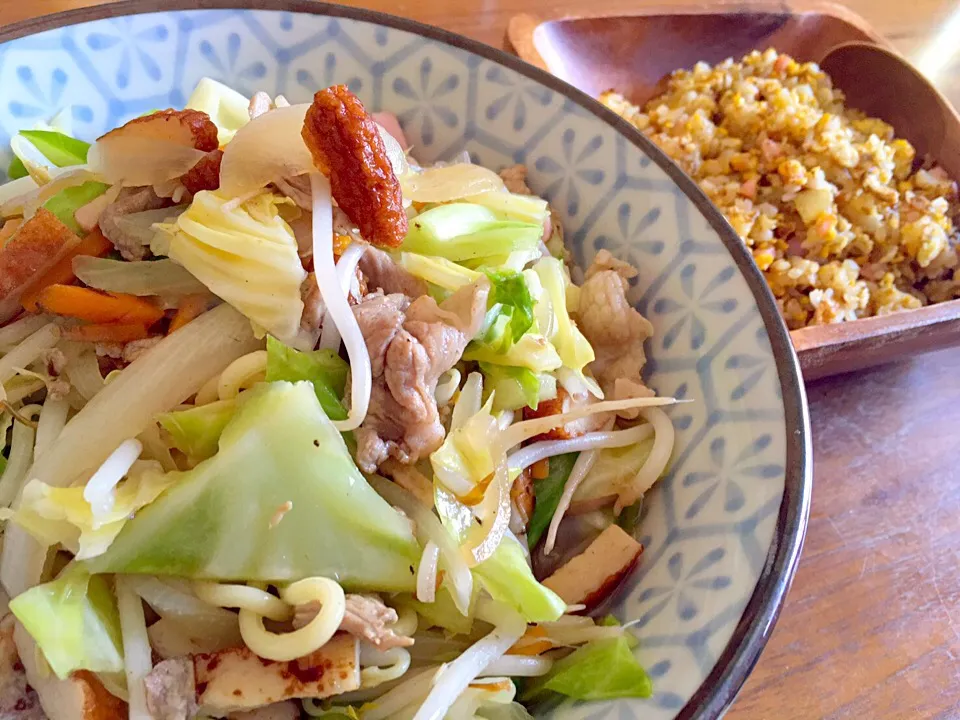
[168,191,306,342]
[44,181,110,233]
[9,568,124,679]
[402,203,543,261]
[89,382,421,591]
[265,335,347,421]
[533,257,594,373]
[526,635,653,701]
[186,77,250,145]
[157,400,237,463]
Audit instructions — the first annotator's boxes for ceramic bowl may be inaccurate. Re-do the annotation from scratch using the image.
[0,2,812,718]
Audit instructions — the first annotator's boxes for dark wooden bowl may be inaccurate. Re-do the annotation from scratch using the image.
[507,2,960,381]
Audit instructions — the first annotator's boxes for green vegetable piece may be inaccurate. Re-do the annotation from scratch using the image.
[480,362,543,411]
[90,382,421,591]
[403,203,543,261]
[9,568,124,679]
[474,533,565,623]
[157,399,237,462]
[485,269,535,345]
[44,181,110,233]
[19,130,91,168]
[7,156,27,180]
[265,336,348,420]
[401,586,475,636]
[527,453,578,548]
[531,636,653,701]
[462,191,549,225]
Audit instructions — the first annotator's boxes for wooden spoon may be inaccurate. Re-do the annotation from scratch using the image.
[818,41,960,181]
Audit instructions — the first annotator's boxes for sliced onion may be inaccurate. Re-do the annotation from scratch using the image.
[7,166,102,220]
[411,602,525,720]
[368,475,473,616]
[461,456,511,566]
[311,173,370,432]
[83,438,143,518]
[220,104,314,198]
[0,176,39,215]
[400,164,505,203]
[362,666,439,720]
[616,407,675,512]
[126,575,241,641]
[61,342,105,401]
[507,424,652,472]
[88,136,206,187]
[416,541,440,604]
[500,395,677,450]
[73,257,209,300]
[434,369,461,408]
[319,241,367,351]
[111,205,189,246]
[376,123,409,179]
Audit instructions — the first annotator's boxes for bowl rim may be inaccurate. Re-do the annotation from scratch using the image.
[0,1,813,717]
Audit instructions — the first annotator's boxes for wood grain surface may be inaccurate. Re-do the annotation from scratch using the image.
[3,0,960,717]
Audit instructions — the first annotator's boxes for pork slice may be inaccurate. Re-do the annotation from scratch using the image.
[353,280,488,472]
[295,594,413,650]
[358,246,427,298]
[99,186,169,261]
[576,249,654,397]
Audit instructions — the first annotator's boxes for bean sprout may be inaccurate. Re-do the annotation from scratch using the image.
[83,438,143,518]
[311,172,371,432]
[416,541,440,603]
[33,395,70,461]
[115,576,153,720]
[360,643,412,688]
[507,423,652,472]
[319,241,367,350]
[434,368,461,407]
[0,404,40,508]
[479,655,553,677]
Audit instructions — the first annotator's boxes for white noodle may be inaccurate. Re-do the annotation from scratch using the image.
[194,374,221,405]
[616,407,675,512]
[217,350,268,400]
[115,576,153,720]
[193,580,292,622]
[416,541,440,604]
[0,405,40,508]
[507,424,652,472]
[479,655,553,677]
[392,606,419,638]
[0,324,60,384]
[411,603,526,720]
[311,173,371,431]
[239,577,346,662]
[496,410,514,432]
[544,449,599,555]
[33,396,69,461]
[360,644,412,688]
[319,241,367,350]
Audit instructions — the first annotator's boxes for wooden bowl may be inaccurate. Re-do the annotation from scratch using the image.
[507,1,960,381]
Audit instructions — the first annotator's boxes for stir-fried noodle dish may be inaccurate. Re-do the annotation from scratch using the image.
[0,79,679,719]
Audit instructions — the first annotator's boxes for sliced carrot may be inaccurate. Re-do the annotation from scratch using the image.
[36,284,164,326]
[168,293,210,334]
[21,228,113,312]
[531,458,550,480]
[64,323,151,343]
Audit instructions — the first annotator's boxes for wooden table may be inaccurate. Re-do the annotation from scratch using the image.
[5,0,960,718]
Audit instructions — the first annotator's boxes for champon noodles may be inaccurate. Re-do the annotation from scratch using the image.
[0,78,677,719]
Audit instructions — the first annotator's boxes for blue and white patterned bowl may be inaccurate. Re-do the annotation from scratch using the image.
[0,2,811,718]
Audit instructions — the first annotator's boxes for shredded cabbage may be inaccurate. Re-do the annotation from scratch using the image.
[167,190,306,342]
[431,397,498,497]
[533,257,595,374]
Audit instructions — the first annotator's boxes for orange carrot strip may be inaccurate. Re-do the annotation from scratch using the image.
[531,458,550,480]
[36,285,164,326]
[168,294,210,334]
[21,228,113,312]
[64,323,151,343]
